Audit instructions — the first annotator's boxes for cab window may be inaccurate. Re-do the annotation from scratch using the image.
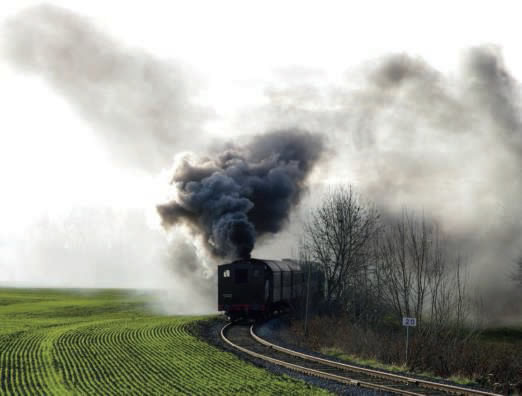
[223,269,230,278]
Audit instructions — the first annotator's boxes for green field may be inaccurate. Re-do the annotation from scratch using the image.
[0,288,328,395]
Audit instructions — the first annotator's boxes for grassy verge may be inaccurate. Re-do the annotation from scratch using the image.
[320,347,476,385]
[287,315,521,393]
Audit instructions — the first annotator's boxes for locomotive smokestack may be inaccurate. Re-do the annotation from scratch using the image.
[157,129,324,259]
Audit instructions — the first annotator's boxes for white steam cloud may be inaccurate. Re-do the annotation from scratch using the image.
[0,207,215,314]
[0,4,216,314]
[238,47,522,322]
[2,4,212,171]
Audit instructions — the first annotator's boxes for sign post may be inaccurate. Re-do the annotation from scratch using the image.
[304,259,311,336]
[402,317,416,363]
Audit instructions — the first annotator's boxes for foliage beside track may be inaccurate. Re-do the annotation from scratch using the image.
[0,288,329,395]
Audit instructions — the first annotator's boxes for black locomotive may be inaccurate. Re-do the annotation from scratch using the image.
[217,258,320,320]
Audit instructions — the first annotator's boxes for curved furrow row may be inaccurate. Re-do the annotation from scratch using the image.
[53,320,183,394]
[100,322,172,393]
[119,321,195,393]
[112,321,185,393]
[137,322,209,392]
[131,320,250,394]
[78,324,140,393]
[113,325,171,391]
[0,330,48,396]
[55,321,133,394]
[54,326,101,395]
[1,333,24,394]
[21,332,45,395]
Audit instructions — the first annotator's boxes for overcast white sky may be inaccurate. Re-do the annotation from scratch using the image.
[1,1,521,286]
[2,1,521,211]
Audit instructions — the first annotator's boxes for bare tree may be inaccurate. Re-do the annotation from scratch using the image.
[376,211,436,323]
[427,253,471,330]
[303,186,380,313]
[376,211,472,329]
[511,255,522,286]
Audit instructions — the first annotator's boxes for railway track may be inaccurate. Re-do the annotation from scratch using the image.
[221,322,502,396]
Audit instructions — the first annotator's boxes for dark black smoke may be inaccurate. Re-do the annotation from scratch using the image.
[157,129,324,259]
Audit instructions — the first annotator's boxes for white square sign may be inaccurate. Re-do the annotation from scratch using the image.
[402,317,417,327]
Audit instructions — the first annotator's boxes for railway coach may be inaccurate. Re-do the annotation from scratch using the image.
[218,258,320,320]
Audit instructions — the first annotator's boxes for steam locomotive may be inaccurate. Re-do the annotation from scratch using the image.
[217,258,320,320]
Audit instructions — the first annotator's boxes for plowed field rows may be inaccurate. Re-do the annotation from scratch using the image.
[0,288,328,395]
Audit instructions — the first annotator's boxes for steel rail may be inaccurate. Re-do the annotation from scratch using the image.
[221,322,425,396]
[250,324,502,396]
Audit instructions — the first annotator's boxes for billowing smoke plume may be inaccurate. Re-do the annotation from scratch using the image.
[2,4,211,171]
[157,130,324,259]
[238,46,522,322]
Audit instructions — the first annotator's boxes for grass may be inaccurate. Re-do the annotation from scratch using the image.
[0,288,330,395]
[320,347,407,373]
[320,347,477,386]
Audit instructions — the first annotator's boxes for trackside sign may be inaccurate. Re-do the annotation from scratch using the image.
[402,317,417,327]
[402,317,416,362]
